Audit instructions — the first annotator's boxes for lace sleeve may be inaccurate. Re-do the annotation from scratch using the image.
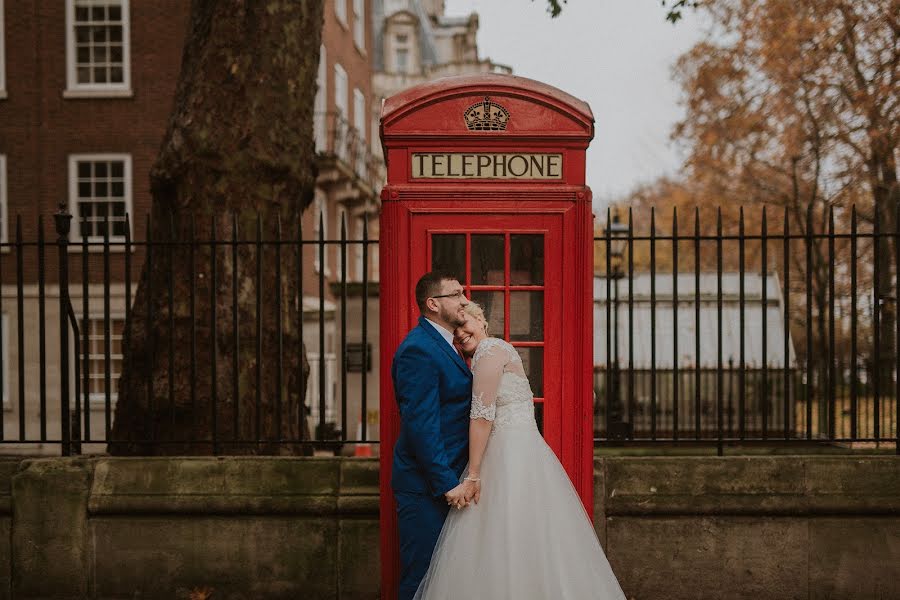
[470,338,508,422]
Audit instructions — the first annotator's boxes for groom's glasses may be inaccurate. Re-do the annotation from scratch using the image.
[430,290,466,300]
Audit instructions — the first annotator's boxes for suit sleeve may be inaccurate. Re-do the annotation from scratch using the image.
[393,344,460,497]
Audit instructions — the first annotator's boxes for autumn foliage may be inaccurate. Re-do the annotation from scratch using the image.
[602,0,898,382]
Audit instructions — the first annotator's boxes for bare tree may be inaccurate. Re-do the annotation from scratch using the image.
[670,0,898,389]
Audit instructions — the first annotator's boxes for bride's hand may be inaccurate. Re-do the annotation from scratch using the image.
[462,476,481,504]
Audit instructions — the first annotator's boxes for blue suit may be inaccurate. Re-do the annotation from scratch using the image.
[392,317,472,600]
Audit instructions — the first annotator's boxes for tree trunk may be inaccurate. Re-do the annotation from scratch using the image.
[110,0,324,455]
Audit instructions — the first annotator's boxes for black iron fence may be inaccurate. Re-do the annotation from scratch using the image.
[0,204,897,455]
[0,207,378,456]
[594,364,891,442]
[595,204,899,452]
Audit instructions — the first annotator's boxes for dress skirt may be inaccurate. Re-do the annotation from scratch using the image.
[413,423,627,600]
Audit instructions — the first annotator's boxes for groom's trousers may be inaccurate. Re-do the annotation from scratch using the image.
[395,490,450,600]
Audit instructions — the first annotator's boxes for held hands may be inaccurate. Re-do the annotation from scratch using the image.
[444,475,481,510]
[444,484,467,510]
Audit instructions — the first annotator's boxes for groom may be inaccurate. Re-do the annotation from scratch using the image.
[391,271,478,600]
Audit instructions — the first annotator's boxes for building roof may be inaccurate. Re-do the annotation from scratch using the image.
[373,0,440,71]
[412,0,440,66]
[435,15,473,27]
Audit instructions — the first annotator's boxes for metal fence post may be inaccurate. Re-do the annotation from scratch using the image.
[55,205,73,457]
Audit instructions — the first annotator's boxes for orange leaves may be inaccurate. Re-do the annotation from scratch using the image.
[667,0,896,222]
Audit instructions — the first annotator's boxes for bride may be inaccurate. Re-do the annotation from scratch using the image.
[414,302,627,599]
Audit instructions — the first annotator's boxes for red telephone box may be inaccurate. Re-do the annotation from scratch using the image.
[379,73,595,598]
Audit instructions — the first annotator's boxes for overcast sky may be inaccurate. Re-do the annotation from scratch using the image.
[445,0,708,211]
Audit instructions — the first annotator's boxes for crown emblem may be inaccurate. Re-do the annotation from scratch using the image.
[463,96,510,131]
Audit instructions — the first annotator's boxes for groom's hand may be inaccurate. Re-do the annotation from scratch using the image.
[444,484,469,510]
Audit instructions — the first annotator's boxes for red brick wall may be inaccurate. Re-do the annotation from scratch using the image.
[323,0,374,124]
[0,1,189,283]
[305,0,375,300]
[1,1,189,225]
[0,1,374,292]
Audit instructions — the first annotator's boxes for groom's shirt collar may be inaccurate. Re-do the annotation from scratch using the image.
[424,317,456,349]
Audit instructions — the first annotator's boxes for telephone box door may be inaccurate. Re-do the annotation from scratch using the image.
[410,212,566,453]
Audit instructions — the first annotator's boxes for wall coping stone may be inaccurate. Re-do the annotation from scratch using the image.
[88,456,380,515]
[2,454,897,600]
[595,455,900,516]
[2,455,897,518]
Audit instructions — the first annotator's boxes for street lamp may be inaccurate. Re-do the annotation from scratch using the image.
[605,211,630,440]
[607,212,629,261]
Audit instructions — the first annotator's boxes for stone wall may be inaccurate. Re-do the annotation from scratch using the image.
[0,459,15,598]
[2,457,379,600]
[0,455,897,599]
[595,456,900,600]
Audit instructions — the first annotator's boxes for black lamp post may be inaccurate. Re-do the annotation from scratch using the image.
[605,211,629,439]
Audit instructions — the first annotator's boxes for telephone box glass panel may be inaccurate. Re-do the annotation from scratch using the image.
[471,235,505,285]
[432,234,467,284]
[510,234,544,285]
[431,231,546,411]
[470,290,505,337]
[509,291,544,341]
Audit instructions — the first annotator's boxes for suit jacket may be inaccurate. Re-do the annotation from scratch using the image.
[391,316,473,497]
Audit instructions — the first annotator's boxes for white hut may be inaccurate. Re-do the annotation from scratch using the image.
[592,272,799,438]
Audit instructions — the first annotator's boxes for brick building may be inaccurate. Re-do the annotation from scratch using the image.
[0,0,381,453]
[0,0,191,453]
[311,0,383,442]
[0,0,505,454]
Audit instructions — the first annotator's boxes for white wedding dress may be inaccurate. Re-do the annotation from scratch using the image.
[414,337,627,600]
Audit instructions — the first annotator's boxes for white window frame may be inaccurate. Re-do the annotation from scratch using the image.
[0,0,7,99]
[314,193,330,276]
[395,48,409,74]
[64,0,132,98]
[79,313,125,406]
[334,0,347,28]
[333,64,348,161]
[354,215,365,280]
[371,116,378,155]
[68,153,133,246]
[353,87,367,177]
[353,88,366,142]
[306,351,337,424]
[337,205,351,280]
[335,204,353,246]
[333,63,348,118]
[0,155,7,244]
[352,0,365,52]
[314,45,327,153]
[371,243,380,282]
[394,33,411,74]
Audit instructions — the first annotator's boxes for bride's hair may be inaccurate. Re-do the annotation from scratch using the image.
[463,302,490,335]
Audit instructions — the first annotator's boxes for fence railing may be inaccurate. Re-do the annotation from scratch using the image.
[0,204,897,455]
[0,207,378,456]
[594,204,899,452]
